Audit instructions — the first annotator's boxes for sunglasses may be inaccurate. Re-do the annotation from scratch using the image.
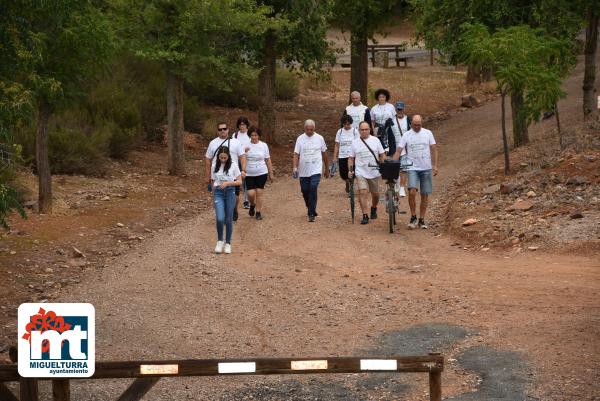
[218,127,228,131]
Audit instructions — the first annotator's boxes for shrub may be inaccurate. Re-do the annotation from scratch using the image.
[48,124,109,176]
[275,69,299,101]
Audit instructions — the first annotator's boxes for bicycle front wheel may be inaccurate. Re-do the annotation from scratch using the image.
[387,186,395,233]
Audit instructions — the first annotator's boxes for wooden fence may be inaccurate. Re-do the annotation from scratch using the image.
[0,352,444,401]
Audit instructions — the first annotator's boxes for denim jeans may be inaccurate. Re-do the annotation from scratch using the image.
[213,186,236,243]
[299,174,321,217]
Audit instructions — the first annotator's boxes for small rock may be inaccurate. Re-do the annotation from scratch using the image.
[23,200,38,209]
[72,247,85,258]
[462,218,478,226]
[483,184,501,195]
[527,191,537,198]
[9,250,16,255]
[507,200,534,211]
[584,155,597,162]
[500,183,516,194]
[101,196,110,201]
[116,223,125,228]
[528,246,538,251]
[566,176,589,186]
[44,268,54,273]
[481,247,490,252]
[461,94,480,108]
[67,258,87,268]
[569,210,584,219]
[520,162,529,167]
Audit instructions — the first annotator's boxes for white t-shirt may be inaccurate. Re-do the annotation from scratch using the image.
[246,141,270,176]
[398,128,436,171]
[397,115,409,133]
[335,127,359,159]
[205,137,245,165]
[371,103,401,139]
[350,136,385,179]
[211,161,241,186]
[294,133,327,178]
[345,104,369,129]
[234,131,251,150]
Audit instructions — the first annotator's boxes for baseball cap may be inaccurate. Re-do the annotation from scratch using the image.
[395,101,405,110]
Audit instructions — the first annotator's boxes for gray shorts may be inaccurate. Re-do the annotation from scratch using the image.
[407,169,433,195]
[356,176,380,193]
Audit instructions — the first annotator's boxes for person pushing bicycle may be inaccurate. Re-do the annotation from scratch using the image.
[348,121,386,225]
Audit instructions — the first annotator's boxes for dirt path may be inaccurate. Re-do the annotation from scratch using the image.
[27,58,598,400]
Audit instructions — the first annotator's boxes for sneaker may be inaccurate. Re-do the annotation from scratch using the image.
[214,241,224,254]
[256,212,262,220]
[418,218,428,229]
[360,214,369,225]
[249,205,255,217]
[307,212,319,217]
[370,207,378,220]
[408,215,418,229]
[233,209,238,221]
[223,243,232,254]
[399,186,406,197]
[243,201,250,209]
[308,215,315,222]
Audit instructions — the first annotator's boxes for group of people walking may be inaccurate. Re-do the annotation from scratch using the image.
[205,89,438,254]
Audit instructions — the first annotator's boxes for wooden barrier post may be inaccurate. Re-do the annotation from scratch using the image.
[428,352,442,401]
[20,378,39,401]
[53,379,70,401]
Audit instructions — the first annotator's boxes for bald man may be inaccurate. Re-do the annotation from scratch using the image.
[343,91,371,130]
[393,115,438,229]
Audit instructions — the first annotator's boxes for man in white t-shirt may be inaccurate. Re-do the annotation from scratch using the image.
[349,121,385,225]
[343,91,371,130]
[205,122,247,221]
[233,116,251,209]
[393,115,438,229]
[293,119,329,222]
[394,101,412,198]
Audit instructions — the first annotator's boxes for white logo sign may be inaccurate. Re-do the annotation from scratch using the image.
[18,303,95,377]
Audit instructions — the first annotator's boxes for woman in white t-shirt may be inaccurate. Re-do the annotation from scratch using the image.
[234,116,251,210]
[333,114,359,194]
[245,126,273,220]
[210,146,242,254]
[370,88,400,155]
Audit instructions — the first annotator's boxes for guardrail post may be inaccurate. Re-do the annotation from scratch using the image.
[19,378,38,401]
[428,352,442,401]
[53,379,70,401]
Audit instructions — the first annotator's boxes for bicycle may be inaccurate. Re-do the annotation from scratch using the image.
[369,160,412,233]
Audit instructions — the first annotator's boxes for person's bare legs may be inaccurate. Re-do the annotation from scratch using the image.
[247,189,256,207]
[255,188,264,212]
[419,194,428,219]
[371,191,379,210]
[400,172,407,187]
[408,188,417,216]
[359,189,370,214]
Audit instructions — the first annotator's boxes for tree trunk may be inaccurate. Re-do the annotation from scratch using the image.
[501,91,510,175]
[258,29,277,144]
[555,103,563,149]
[510,88,529,147]
[36,102,52,214]
[350,29,368,102]
[166,69,185,175]
[466,63,479,84]
[583,3,599,120]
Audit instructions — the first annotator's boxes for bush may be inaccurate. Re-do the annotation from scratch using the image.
[183,95,205,133]
[275,69,299,101]
[48,124,109,176]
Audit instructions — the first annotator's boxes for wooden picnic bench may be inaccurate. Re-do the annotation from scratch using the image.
[368,44,409,67]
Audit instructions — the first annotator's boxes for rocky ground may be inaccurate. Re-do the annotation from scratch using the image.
[443,121,600,254]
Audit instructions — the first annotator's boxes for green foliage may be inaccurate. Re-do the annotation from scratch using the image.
[275,69,300,101]
[332,0,397,38]
[0,183,25,230]
[461,23,575,122]
[411,0,583,64]
[191,68,299,109]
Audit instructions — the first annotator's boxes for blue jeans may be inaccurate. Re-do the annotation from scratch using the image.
[213,187,236,243]
[299,174,321,217]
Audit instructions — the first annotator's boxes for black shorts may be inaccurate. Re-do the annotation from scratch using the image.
[339,158,350,180]
[246,174,268,190]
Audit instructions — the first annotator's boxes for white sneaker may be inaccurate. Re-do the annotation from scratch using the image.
[223,243,232,254]
[399,186,406,197]
[214,241,224,254]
